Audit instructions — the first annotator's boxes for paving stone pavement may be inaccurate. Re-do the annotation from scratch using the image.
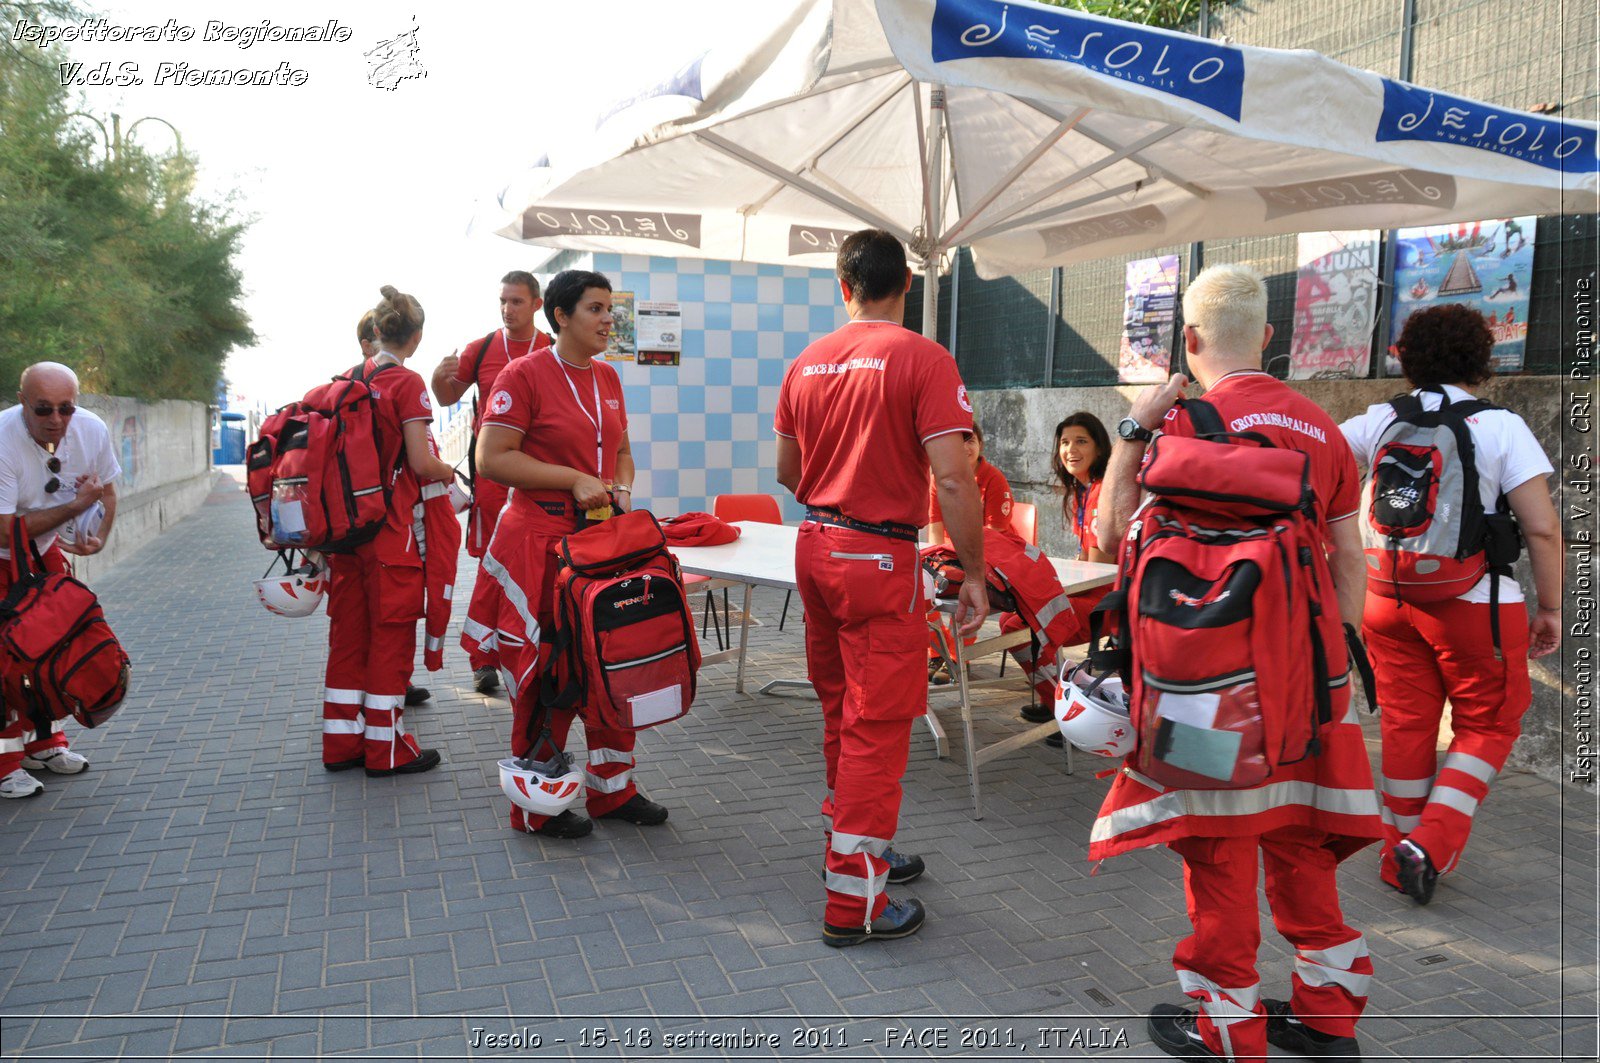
[0,472,1595,1061]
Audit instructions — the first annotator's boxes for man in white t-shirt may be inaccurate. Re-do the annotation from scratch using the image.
[1340,303,1560,906]
[0,362,121,799]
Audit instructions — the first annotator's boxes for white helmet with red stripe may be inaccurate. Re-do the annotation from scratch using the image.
[1055,661,1133,757]
[254,551,329,618]
[498,753,583,816]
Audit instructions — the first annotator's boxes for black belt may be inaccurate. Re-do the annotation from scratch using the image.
[805,506,919,542]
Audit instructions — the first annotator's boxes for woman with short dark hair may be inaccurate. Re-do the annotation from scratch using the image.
[473,269,666,839]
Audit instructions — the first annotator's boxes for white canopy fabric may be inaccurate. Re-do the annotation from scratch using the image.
[487,0,1596,284]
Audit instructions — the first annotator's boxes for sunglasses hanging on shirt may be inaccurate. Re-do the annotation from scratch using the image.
[43,455,61,495]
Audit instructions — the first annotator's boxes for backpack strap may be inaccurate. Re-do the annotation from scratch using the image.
[1180,397,1226,437]
[465,331,496,490]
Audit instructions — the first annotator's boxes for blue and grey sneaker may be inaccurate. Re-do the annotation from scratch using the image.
[822,897,925,947]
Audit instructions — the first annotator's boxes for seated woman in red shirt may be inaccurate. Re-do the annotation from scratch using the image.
[1053,412,1113,564]
[925,424,1013,683]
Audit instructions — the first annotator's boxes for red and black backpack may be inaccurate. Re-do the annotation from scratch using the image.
[1090,399,1374,791]
[247,362,400,554]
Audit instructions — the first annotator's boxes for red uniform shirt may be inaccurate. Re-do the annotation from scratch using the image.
[775,320,972,529]
[482,348,628,505]
[456,329,552,430]
[1072,478,1103,556]
[362,358,433,557]
[928,457,1013,530]
[1158,370,1360,526]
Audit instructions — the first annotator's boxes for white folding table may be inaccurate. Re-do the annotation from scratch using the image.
[670,521,1117,817]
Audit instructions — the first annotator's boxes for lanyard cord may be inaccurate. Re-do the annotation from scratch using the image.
[553,349,604,477]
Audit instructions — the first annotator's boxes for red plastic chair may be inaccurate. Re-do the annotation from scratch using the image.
[1009,501,1038,546]
[712,494,792,629]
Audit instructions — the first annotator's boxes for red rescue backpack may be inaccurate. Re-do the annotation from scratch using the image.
[1090,400,1373,791]
[1363,385,1522,652]
[247,362,400,553]
[542,510,701,731]
[0,518,131,736]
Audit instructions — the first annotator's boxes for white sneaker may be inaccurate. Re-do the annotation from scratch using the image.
[0,769,43,799]
[22,748,89,774]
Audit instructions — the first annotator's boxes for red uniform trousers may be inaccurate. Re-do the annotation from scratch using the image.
[795,522,926,929]
[1363,594,1532,883]
[483,502,637,832]
[0,543,71,775]
[461,480,510,673]
[1171,829,1373,1063]
[322,545,426,771]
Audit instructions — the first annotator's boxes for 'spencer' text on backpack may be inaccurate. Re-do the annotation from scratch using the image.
[541,510,701,732]
[1090,399,1372,791]
[1362,385,1522,652]
[247,362,400,554]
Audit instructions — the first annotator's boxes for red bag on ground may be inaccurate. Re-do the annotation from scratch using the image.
[0,518,130,735]
[247,362,399,553]
[543,510,701,731]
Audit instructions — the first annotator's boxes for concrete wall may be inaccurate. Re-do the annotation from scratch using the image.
[973,377,1577,786]
[8,396,215,585]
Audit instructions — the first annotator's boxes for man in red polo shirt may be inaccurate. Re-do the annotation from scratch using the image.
[776,229,988,947]
[432,271,552,695]
[1097,264,1382,1063]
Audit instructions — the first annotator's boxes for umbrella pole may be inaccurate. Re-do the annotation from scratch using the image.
[921,86,947,342]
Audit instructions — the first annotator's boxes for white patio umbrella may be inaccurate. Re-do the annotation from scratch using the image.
[484,0,1596,338]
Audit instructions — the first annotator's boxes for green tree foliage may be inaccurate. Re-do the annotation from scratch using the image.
[0,1,253,402]
[1039,0,1234,29]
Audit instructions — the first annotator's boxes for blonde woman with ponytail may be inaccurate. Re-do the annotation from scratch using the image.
[320,286,454,778]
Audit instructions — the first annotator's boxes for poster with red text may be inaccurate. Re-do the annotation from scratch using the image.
[1288,231,1380,380]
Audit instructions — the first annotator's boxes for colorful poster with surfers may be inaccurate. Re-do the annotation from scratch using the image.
[1288,231,1380,379]
[1118,255,1181,384]
[1390,217,1535,373]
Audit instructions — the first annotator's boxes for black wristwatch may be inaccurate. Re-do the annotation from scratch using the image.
[1116,416,1153,443]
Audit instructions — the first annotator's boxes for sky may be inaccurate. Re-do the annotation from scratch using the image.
[54,1,731,408]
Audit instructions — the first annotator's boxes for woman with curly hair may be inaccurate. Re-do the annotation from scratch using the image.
[1340,303,1560,904]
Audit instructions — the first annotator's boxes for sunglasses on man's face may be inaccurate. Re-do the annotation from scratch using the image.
[31,402,76,418]
[44,455,61,495]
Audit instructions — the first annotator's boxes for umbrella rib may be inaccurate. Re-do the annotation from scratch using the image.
[693,130,916,245]
[958,125,1181,244]
[963,179,1156,244]
[743,72,915,218]
[1023,98,1212,200]
[937,106,1091,248]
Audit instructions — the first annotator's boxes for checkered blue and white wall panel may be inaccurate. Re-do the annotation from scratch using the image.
[552,252,847,522]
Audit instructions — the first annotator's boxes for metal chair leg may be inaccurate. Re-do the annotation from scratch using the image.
[779,590,792,631]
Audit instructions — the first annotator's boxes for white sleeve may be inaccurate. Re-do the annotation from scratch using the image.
[1495,412,1554,495]
[1338,407,1384,468]
[96,420,123,483]
[0,453,20,514]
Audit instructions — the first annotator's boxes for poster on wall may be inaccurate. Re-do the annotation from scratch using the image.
[604,291,636,361]
[1390,217,1536,374]
[636,300,683,366]
[1287,231,1380,380]
[1118,255,1180,384]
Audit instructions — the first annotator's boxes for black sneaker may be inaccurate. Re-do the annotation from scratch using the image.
[1044,732,1065,748]
[473,667,501,695]
[1019,703,1053,724]
[404,685,431,706]
[1394,839,1439,905]
[1146,1004,1227,1061]
[928,659,951,685]
[533,810,594,838]
[599,793,669,825]
[365,748,442,778]
[822,897,925,947]
[1264,999,1362,1060]
[820,847,926,885]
